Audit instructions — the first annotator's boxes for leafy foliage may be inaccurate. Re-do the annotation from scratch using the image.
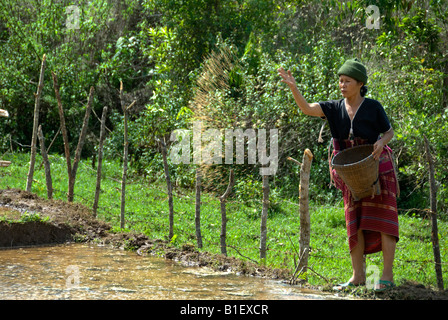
[0,0,447,213]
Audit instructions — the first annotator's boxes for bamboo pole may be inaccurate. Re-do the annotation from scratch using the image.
[424,135,444,290]
[37,125,53,199]
[26,54,46,192]
[220,169,234,256]
[93,106,108,217]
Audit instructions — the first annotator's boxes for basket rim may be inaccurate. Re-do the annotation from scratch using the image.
[331,144,377,168]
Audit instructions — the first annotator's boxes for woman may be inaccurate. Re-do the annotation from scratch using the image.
[278,59,399,292]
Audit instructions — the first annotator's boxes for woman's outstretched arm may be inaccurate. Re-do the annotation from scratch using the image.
[278,67,324,118]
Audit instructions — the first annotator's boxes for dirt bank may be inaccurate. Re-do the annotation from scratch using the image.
[0,220,73,247]
[0,188,447,300]
[0,188,110,247]
[0,188,288,280]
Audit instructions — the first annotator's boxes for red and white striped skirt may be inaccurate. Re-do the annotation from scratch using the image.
[331,138,399,254]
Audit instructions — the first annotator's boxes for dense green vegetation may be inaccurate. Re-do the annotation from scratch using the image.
[0,0,447,288]
[0,0,447,210]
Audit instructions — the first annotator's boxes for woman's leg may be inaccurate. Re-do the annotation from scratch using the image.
[380,233,396,282]
[349,229,366,284]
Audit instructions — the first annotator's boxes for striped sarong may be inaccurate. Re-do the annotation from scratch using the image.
[331,138,399,254]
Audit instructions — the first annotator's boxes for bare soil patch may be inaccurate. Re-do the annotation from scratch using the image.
[0,187,447,300]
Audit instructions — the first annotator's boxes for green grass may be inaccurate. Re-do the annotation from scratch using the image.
[0,152,447,289]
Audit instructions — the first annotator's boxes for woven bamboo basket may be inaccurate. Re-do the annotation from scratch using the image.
[331,144,380,201]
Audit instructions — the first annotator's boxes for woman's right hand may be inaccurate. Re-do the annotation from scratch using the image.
[277,67,324,118]
[278,67,297,87]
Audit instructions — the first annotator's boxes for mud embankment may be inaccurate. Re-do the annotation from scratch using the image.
[0,188,110,248]
[0,221,73,247]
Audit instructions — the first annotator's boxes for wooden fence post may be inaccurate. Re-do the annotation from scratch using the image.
[259,173,270,261]
[69,86,94,202]
[93,106,108,217]
[119,82,136,229]
[52,74,94,202]
[52,71,72,199]
[26,54,46,192]
[120,82,128,229]
[424,135,444,290]
[298,149,313,279]
[159,137,174,240]
[220,169,234,256]
[37,125,53,199]
[288,148,313,280]
[195,168,203,248]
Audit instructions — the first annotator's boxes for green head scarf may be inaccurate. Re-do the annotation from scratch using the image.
[337,58,368,84]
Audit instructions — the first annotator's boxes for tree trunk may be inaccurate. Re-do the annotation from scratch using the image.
[220,169,234,256]
[26,54,46,192]
[195,168,203,248]
[93,106,108,217]
[298,149,313,278]
[37,125,53,199]
[259,173,269,260]
[424,136,444,290]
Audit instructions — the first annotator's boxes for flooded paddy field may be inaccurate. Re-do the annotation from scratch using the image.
[0,243,341,300]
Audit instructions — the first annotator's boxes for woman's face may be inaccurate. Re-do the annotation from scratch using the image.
[339,75,363,99]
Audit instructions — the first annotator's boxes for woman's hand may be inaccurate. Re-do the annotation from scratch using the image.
[278,68,297,87]
[277,67,324,117]
[372,140,384,160]
[0,109,9,118]
[373,128,394,160]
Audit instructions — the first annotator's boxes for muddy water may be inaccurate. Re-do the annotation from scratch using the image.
[0,244,338,300]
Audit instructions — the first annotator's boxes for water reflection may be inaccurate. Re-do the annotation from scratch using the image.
[0,244,339,300]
